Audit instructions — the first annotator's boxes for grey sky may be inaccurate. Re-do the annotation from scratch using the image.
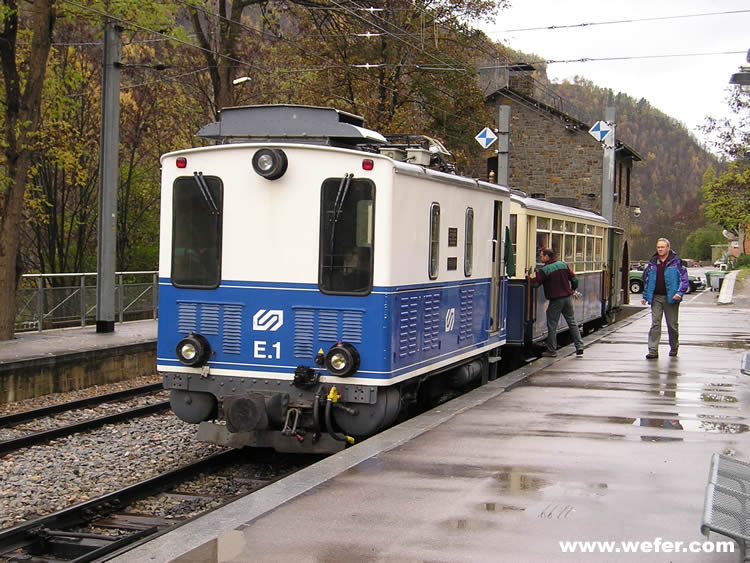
[483,0,749,145]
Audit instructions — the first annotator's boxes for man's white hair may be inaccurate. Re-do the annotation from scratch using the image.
[657,238,671,248]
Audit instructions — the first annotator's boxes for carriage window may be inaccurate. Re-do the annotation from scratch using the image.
[171,175,223,288]
[319,178,375,295]
[564,234,575,265]
[551,233,563,259]
[575,235,586,271]
[586,236,595,270]
[464,208,474,276]
[429,203,440,279]
[551,219,564,232]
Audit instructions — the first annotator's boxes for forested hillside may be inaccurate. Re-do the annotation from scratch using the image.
[551,77,720,259]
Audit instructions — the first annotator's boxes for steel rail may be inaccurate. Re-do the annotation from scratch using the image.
[0,401,171,456]
[0,449,243,562]
[0,383,164,427]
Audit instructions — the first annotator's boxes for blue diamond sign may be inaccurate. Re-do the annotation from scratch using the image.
[589,120,612,142]
[475,127,498,149]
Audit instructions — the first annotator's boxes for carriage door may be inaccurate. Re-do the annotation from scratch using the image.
[490,201,504,333]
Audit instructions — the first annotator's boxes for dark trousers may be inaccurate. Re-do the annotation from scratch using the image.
[546,296,584,352]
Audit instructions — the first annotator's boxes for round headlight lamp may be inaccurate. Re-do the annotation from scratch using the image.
[252,148,288,180]
[176,333,211,367]
[324,342,360,377]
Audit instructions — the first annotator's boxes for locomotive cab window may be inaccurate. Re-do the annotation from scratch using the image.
[319,177,375,295]
[171,175,223,288]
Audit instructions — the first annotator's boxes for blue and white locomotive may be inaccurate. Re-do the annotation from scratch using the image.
[158,105,514,453]
[158,104,613,454]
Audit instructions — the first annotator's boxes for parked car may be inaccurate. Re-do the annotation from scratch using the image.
[629,270,705,294]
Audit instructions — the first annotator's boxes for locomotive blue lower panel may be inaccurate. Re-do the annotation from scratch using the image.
[157,278,505,383]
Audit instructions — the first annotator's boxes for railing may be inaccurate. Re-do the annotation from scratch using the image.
[15,271,159,332]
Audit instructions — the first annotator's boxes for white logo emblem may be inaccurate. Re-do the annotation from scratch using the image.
[253,309,284,331]
[445,308,455,332]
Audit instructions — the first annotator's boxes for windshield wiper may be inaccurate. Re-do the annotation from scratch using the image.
[193,172,219,214]
[329,173,353,254]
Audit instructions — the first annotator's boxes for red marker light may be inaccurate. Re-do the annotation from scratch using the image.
[362,159,374,171]
[176,157,187,168]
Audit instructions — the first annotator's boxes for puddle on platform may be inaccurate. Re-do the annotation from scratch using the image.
[493,470,547,492]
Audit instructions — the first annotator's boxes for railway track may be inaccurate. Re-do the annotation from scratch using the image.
[0,384,169,456]
[0,448,319,562]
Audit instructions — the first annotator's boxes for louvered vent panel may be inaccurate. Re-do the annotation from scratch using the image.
[318,310,339,341]
[222,305,243,355]
[398,296,419,358]
[341,310,364,343]
[200,304,220,336]
[422,292,441,350]
[459,288,475,341]
[177,303,198,333]
[294,310,315,358]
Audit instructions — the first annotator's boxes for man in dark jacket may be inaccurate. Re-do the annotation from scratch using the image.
[532,248,584,357]
[641,238,689,359]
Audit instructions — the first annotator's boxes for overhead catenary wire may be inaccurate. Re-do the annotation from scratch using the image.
[493,9,750,33]
[59,0,495,142]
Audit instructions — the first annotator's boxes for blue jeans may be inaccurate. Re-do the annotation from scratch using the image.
[546,296,584,353]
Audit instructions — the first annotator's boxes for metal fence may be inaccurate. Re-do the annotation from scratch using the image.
[16,271,159,332]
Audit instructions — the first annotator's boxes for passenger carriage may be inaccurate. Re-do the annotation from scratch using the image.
[506,194,609,350]
[158,105,512,453]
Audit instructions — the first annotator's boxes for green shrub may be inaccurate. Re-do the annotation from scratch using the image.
[736,254,750,268]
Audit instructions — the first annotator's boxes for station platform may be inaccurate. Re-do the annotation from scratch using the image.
[0,319,156,365]
[110,278,750,563]
[0,320,157,403]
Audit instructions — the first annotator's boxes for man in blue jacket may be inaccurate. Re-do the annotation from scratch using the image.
[641,238,689,359]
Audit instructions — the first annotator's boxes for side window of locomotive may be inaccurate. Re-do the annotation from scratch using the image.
[319,178,375,295]
[171,176,223,289]
[464,207,474,276]
[429,203,440,279]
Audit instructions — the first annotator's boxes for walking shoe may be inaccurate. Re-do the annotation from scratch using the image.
[575,348,584,356]
[645,352,658,359]
[669,349,678,357]
[542,351,558,358]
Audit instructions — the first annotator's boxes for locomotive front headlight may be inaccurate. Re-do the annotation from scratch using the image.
[324,342,360,377]
[176,333,211,367]
[252,148,288,180]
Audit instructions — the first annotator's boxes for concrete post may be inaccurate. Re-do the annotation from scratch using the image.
[600,106,616,224]
[496,105,511,187]
[96,21,121,333]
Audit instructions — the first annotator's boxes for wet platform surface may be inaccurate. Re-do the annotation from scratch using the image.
[111,284,750,563]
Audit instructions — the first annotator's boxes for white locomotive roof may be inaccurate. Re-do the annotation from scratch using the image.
[511,193,608,225]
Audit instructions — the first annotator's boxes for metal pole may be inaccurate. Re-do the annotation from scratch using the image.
[152,273,158,319]
[80,274,86,327]
[118,273,124,323]
[96,20,121,333]
[600,106,616,224]
[36,276,43,332]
